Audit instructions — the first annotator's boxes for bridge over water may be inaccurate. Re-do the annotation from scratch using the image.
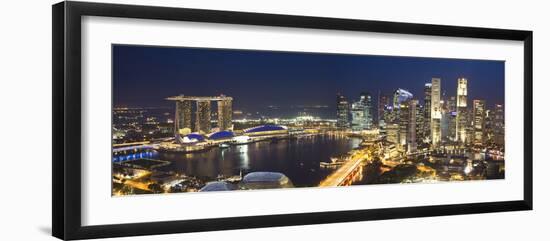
[112,141,157,153]
[318,149,371,187]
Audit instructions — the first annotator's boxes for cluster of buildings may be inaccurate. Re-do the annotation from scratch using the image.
[163,94,295,151]
[112,107,174,144]
[336,77,505,154]
[336,92,374,131]
[166,95,234,135]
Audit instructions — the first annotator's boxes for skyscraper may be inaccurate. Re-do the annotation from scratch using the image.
[415,103,424,144]
[456,77,468,144]
[336,94,350,129]
[399,101,410,148]
[351,92,373,131]
[377,92,389,128]
[447,96,457,141]
[217,97,233,131]
[167,95,233,135]
[361,92,373,130]
[397,99,419,153]
[431,78,442,147]
[407,100,418,153]
[393,88,414,109]
[494,104,505,146]
[383,104,395,125]
[423,83,432,140]
[473,99,486,145]
[175,100,193,134]
[386,123,400,144]
[351,100,366,131]
[390,88,413,130]
[195,100,212,134]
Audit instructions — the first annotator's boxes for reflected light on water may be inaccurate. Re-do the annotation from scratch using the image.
[237,145,249,169]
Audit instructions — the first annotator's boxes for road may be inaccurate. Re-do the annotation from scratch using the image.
[318,149,370,187]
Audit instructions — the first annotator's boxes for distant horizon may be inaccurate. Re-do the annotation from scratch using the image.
[113,44,505,115]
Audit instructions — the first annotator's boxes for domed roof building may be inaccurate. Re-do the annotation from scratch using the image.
[244,124,287,133]
[177,133,205,143]
[241,172,294,189]
[207,130,235,140]
[199,181,237,192]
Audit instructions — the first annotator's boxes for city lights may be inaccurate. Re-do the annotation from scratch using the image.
[112,45,505,196]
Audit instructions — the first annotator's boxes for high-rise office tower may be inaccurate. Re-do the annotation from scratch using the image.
[408,100,418,153]
[447,96,457,141]
[386,123,400,144]
[393,88,414,109]
[195,100,211,134]
[456,77,468,144]
[485,109,494,143]
[473,99,486,145]
[399,101,410,148]
[361,92,373,130]
[217,97,233,131]
[391,88,413,131]
[431,78,442,147]
[397,99,419,153]
[175,100,193,135]
[383,104,395,125]
[336,94,350,129]
[494,104,505,146]
[378,93,389,128]
[423,83,432,140]
[351,100,366,131]
[415,103,424,143]
[351,92,374,131]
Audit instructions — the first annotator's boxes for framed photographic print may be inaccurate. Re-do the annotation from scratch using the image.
[52,1,533,240]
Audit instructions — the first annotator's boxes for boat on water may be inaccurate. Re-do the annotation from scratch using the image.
[219,143,230,148]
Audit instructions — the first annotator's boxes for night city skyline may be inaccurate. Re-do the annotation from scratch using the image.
[111,44,505,196]
[113,44,504,114]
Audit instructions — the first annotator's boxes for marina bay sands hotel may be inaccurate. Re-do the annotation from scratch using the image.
[166,95,233,134]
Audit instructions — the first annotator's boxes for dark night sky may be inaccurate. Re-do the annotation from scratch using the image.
[113,44,504,114]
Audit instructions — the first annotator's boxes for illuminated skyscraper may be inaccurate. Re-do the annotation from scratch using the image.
[386,123,400,144]
[423,83,432,140]
[175,100,193,134]
[389,88,413,129]
[399,101,410,148]
[447,96,457,141]
[456,77,468,144]
[383,104,395,125]
[378,94,389,127]
[362,92,374,130]
[473,99,486,145]
[407,100,418,153]
[494,104,505,146]
[351,92,373,131]
[415,103,424,143]
[393,88,413,109]
[217,97,233,131]
[196,100,211,134]
[351,100,366,131]
[431,78,442,147]
[167,95,233,135]
[397,99,419,153]
[485,109,495,143]
[336,94,350,129]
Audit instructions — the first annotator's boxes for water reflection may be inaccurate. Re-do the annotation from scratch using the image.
[114,134,360,187]
[237,145,250,170]
[112,151,157,163]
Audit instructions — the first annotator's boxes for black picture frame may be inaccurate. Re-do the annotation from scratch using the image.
[52,1,533,240]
